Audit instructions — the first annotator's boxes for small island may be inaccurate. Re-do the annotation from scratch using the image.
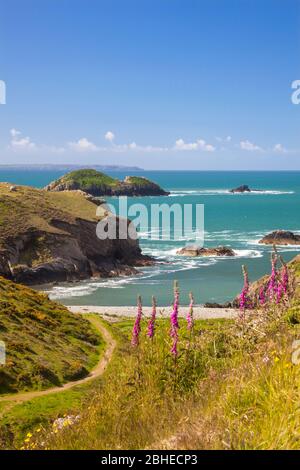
[229,184,252,193]
[177,245,236,257]
[44,169,169,197]
[259,230,300,245]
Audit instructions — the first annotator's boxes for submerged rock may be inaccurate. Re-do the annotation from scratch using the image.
[177,245,236,257]
[259,230,300,245]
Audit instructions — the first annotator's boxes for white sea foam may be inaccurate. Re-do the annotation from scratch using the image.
[169,189,294,197]
[233,249,263,258]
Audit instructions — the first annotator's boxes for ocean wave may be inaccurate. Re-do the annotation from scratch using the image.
[169,189,294,197]
[233,249,263,258]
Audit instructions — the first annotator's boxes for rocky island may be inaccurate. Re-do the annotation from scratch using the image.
[0,183,152,285]
[230,185,252,193]
[177,245,236,257]
[259,230,300,245]
[45,169,169,197]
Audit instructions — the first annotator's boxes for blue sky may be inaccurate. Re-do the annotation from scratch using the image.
[0,0,300,169]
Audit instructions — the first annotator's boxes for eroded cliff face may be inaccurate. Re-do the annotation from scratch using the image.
[0,184,152,285]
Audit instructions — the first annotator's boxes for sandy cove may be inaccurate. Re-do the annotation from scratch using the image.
[67,305,238,320]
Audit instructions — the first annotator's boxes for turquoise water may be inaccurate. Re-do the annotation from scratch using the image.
[1,169,300,306]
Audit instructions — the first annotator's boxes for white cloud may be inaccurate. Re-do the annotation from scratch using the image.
[216,135,232,143]
[105,131,115,142]
[273,143,287,154]
[240,140,263,152]
[10,129,36,151]
[10,128,21,138]
[174,138,215,152]
[68,137,99,152]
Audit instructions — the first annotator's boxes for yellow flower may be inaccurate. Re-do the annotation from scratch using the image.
[274,357,280,363]
[26,432,32,438]
[36,428,41,433]
[24,438,30,443]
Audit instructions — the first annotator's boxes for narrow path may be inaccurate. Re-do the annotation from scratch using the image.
[0,316,116,405]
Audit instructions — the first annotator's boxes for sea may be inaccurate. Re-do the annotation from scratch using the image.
[1,169,300,307]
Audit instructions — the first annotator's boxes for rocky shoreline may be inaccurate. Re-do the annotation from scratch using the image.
[0,183,153,286]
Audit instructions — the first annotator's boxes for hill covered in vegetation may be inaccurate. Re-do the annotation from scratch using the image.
[21,254,300,451]
[44,169,169,196]
[0,183,151,285]
[0,276,101,394]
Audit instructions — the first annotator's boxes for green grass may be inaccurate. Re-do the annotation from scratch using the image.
[46,169,166,195]
[0,182,102,245]
[2,259,300,450]
[0,277,101,395]
[30,293,300,450]
[1,307,300,450]
[123,176,158,187]
[61,169,119,189]
[0,319,121,449]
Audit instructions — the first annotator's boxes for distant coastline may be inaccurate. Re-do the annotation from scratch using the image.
[0,164,144,172]
[0,166,300,173]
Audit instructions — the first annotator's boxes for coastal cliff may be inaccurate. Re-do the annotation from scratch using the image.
[0,183,151,285]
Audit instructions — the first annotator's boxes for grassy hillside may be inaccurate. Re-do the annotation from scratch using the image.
[22,256,299,451]
[0,276,101,394]
[1,254,299,450]
[59,169,119,190]
[0,182,103,242]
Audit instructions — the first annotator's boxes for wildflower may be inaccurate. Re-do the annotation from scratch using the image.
[262,355,270,364]
[147,296,156,339]
[26,432,32,438]
[187,292,194,331]
[239,265,252,313]
[268,254,278,301]
[274,357,280,363]
[170,281,179,331]
[276,281,284,304]
[171,334,178,356]
[170,281,179,356]
[131,295,142,347]
[259,286,266,306]
[281,263,289,295]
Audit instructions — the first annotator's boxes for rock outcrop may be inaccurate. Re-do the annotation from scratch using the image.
[259,230,300,245]
[177,245,236,257]
[230,185,252,193]
[44,169,169,197]
[0,183,152,285]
